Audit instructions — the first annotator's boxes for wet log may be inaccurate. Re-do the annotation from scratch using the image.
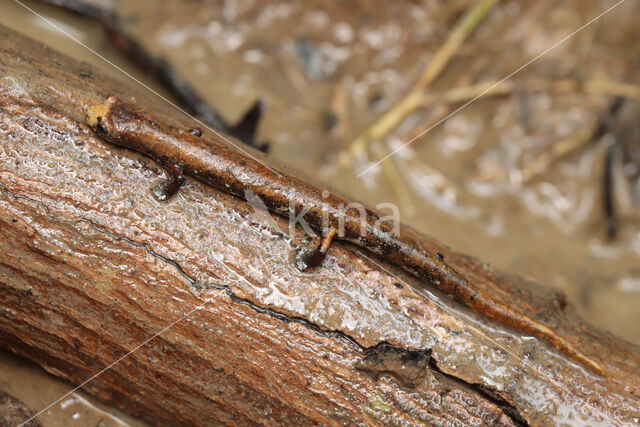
[1,24,639,426]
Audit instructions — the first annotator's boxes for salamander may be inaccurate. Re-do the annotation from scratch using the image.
[86,96,604,375]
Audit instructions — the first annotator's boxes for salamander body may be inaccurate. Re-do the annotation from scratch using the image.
[87,96,603,375]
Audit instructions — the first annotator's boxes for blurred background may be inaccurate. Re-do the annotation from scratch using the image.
[1,0,639,424]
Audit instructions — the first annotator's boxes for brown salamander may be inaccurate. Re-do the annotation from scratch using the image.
[86,96,604,375]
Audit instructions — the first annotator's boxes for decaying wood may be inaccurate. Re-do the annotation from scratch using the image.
[1,25,640,426]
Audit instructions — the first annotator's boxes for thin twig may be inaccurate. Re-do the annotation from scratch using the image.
[370,142,417,217]
[603,140,618,239]
[417,78,640,110]
[364,59,488,216]
[522,96,625,184]
[339,0,500,167]
[520,126,595,183]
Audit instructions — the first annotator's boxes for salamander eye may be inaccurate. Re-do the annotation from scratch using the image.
[95,117,107,134]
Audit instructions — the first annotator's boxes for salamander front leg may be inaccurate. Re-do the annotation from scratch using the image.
[296,227,337,271]
[151,163,185,201]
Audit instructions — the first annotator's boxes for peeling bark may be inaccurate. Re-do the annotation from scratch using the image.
[0,24,639,426]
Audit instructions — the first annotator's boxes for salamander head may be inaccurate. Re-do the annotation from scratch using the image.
[86,96,155,153]
[86,99,112,137]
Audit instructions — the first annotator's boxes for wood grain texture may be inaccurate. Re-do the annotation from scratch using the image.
[0,24,639,425]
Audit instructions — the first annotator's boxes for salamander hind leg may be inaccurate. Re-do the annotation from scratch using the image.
[295,227,337,271]
[151,163,185,201]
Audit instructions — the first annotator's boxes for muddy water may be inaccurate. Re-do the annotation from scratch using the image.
[1,0,640,425]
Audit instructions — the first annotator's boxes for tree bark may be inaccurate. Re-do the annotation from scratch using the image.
[0,24,639,426]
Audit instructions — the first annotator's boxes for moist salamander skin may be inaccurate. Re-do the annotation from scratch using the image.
[86,96,604,375]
